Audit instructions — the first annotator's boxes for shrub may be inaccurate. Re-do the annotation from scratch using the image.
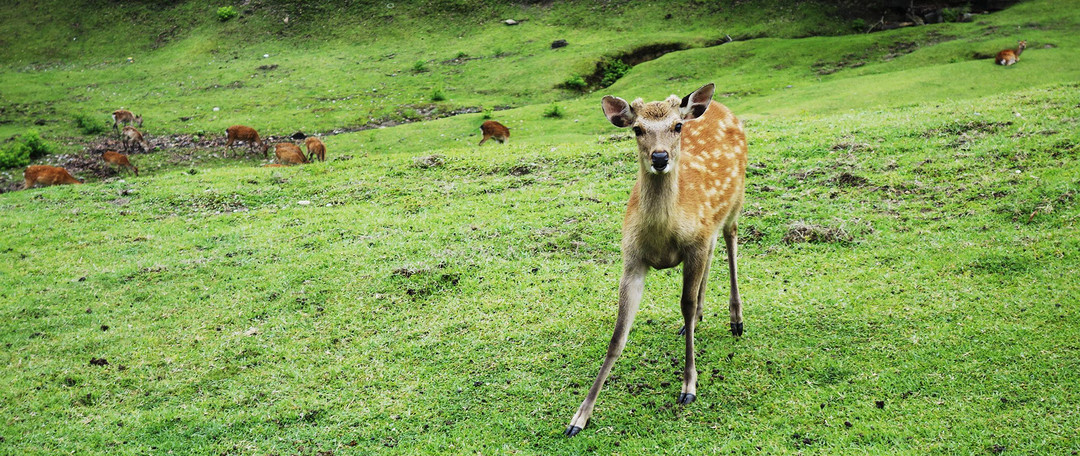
[0,130,55,169]
[412,60,428,73]
[482,107,494,120]
[217,6,238,22]
[455,51,468,59]
[942,6,969,23]
[74,114,107,135]
[542,103,564,119]
[598,58,632,88]
[431,86,446,102]
[561,75,587,91]
[851,18,867,32]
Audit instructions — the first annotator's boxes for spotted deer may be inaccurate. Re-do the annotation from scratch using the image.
[224,125,270,158]
[102,150,138,176]
[565,83,747,437]
[23,165,82,189]
[478,120,510,145]
[304,136,326,162]
[996,40,1027,65]
[121,126,152,153]
[111,109,143,136]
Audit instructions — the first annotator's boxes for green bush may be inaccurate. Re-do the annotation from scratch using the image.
[942,6,969,23]
[431,86,446,101]
[217,6,238,22]
[851,18,867,32]
[562,75,587,91]
[0,130,55,169]
[74,114,107,135]
[542,103,564,119]
[412,60,428,73]
[598,58,631,88]
[482,107,494,120]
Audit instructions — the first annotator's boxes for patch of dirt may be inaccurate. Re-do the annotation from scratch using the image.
[782,221,855,245]
[832,172,869,187]
[413,154,445,168]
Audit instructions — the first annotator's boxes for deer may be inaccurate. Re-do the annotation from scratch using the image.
[564,83,747,437]
[101,150,138,176]
[121,126,152,153]
[23,165,83,189]
[274,143,308,165]
[224,125,270,158]
[304,136,326,162]
[111,109,143,136]
[478,120,510,145]
[996,40,1027,66]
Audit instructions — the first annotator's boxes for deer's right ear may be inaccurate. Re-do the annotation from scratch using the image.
[602,96,636,128]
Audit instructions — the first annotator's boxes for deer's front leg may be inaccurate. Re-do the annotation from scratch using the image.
[677,250,709,405]
[565,262,647,437]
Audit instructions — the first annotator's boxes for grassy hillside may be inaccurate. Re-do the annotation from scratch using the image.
[1,0,1079,454]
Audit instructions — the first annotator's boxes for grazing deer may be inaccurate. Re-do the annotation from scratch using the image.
[111,109,143,136]
[565,83,747,437]
[121,126,152,153]
[274,143,308,165]
[478,120,510,145]
[224,125,270,158]
[102,150,138,176]
[304,136,326,162]
[996,40,1027,66]
[23,165,83,189]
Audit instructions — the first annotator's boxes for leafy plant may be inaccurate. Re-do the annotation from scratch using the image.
[561,75,587,91]
[851,18,867,32]
[542,103,564,118]
[431,86,446,101]
[482,107,494,119]
[0,130,55,169]
[942,6,970,23]
[455,51,468,59]
[412,60,428,73]
[598,58,631,87]
[73,114,107,135]
[217,6,238,22]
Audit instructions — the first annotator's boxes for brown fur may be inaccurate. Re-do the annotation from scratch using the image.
[566,84,747,436]
[304,136,326,162]
[23,165,82,189]
[262,164,286,168]
[274,143,308,165]
[121,126,152,153]
[478,120,510,145]
[225,125,270,158]
[996,40,1027,65]
[111,109,142,136]
[102,150,138,176]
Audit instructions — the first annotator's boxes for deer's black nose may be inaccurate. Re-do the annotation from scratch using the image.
[651,151,669,170]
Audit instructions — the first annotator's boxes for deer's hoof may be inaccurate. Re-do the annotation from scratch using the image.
[731,322,744,337]
[564,425,583,437]
[677,325,686,336]
[677,393,697,405]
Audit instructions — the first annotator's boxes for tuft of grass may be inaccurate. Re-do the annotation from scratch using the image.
[431,86,446,102]
[542,103,565,118]
[217,5,237,22]
[73,114,107,136]
[0,130,55,169]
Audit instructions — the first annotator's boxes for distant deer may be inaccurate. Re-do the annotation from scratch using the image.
[565,83,747,437]
[111,109,142,136]
[121,126,152,153]
[478,120,510,145]
[274,143,308,165]
[102,150,138,176]
[996,40,1027,65]
[304,136,326,162]
[224,125,270,158]
[23,165,83,189]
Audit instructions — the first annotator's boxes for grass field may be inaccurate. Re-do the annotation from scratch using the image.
[1,0,1079,454]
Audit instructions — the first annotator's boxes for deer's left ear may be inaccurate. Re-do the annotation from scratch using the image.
[679,83,715,120]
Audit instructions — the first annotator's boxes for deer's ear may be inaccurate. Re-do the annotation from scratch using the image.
[602,96,636,128]
[679,83,715,120]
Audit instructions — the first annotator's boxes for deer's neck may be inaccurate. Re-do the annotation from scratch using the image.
[1016,45,1025,56]
[637,167,680,227]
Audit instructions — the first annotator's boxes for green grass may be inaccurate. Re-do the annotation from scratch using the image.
[2,0,1080,454]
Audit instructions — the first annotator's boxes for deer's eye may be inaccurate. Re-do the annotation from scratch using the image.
[674,122,683,133]
[632,126,644,136]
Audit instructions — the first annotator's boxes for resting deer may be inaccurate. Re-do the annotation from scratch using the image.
[996,40,1027,66]
[274,143,308,165]
[112,109,142,136]
[478,120,510,145]
[565,83,747,437]
[23,165,83,189]
[101,150,138,176]
[304,136,326,162]
[224,125,270,158]
[121,126,152,153]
